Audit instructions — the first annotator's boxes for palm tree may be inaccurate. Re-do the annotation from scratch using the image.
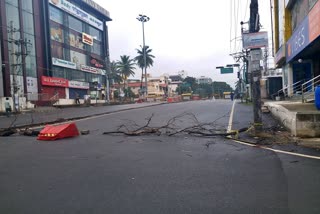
[116,55,136,88]
[109,61,123,84]
[134,46,155,90]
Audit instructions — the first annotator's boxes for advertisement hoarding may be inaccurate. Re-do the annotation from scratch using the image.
[242,32,268,49]
[49,0,103,30]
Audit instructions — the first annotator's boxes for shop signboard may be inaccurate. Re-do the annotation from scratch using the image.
[42,76,68,87]
[286,16,309,62]
[69,80,89,89]
[49,0,103,30]
[309,0,320,42]
[52,57,77,69]
[82,32,93,46]
[90,56,105,69]
[242,32,268,49]
[80,64,106,75]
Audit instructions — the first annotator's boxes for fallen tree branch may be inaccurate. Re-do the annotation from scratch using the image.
[102,112,247,138]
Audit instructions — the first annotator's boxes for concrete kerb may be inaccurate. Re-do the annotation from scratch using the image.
[265,101,297,136]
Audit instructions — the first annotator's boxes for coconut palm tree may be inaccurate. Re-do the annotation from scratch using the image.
[116,55,136,88]
[109,61,123,84]
[134,46,155,89]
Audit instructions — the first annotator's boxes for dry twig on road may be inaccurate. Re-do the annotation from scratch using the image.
[103,112,242,137]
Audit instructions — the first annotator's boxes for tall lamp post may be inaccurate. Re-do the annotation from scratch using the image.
[136,14,150,99]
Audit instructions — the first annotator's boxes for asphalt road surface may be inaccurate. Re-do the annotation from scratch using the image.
[1,100,320,214]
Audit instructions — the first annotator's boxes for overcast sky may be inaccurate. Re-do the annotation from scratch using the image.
[96,0,272,87]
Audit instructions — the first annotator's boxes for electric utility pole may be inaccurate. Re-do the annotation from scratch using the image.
[249,0,263,132]
[9,21,19,112]
[8,21,31,112]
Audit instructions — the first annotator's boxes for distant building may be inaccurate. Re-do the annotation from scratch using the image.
[169,75,183,82]
[197,76,212,84]
[168,75,183,95]
[178,70,187,79]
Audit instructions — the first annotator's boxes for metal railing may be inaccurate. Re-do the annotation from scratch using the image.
[272,80,303,100]
[302,75,320,103]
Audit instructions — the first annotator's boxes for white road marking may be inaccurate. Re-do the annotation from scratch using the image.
[227,100,236,133]
[30,101,320,160]
[231,138,320,160]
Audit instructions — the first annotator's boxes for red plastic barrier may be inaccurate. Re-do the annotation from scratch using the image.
[37,123,79,141]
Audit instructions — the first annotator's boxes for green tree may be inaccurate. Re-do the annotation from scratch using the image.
[109,61,123,84]
[212,81,233,98]
[176,84,192,94]
[134,46,155,90]
[195,84,213,98]
[117,55,136,88]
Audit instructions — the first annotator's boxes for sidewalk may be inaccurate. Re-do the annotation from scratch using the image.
[233,100,320,151]
[0,102,166,129]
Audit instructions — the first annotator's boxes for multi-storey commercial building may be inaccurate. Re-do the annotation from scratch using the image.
[0,0,111,109]
[273,0,320,94]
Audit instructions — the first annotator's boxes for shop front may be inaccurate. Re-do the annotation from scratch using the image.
[285,0,320,90]
[68,80,89,99]
[41,76,68,99]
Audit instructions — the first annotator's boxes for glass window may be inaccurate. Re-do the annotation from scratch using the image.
[25,56,37,77]
[22,0,33,13]
[51,44,64,59]
[52,66,66,79]
[49,5,63,24]
[50,22,64,43]
[23,11,35,35]
[70,50,87,69]
[5,0,18,7]
[68,15,83,33]
[24,34,36,56]
[85,73,101,83]
[89,26,102,41]
[69,30,84,50]
[92,41,102,56]
[71,70,85,82]
[6,3,20,30]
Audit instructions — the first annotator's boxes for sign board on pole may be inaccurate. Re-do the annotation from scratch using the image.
[220,67,233,74]
[242,32,268,49]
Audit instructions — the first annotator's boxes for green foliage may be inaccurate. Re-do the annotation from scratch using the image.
[196,84,213,98]
[109,61,123,84]
[212,81,233,97]
[134,46,155,70]
[113,90,119,99]
[176,84,192,94]
[117,55,136,80]
[125,87,135,98]
[176,79,232,97]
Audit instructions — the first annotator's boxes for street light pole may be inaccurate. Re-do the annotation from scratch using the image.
[137,14,150,99]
